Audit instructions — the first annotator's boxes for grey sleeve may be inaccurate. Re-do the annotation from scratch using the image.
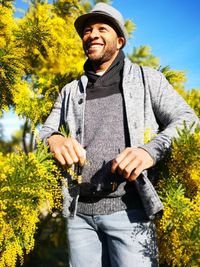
[39,89,65,145]
[139,68,199,163]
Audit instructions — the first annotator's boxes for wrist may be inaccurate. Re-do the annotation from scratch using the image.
[47,132,64,145]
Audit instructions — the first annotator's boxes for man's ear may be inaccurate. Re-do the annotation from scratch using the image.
[117,37,125,49]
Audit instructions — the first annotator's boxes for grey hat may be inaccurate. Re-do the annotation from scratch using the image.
[74,3,128,47]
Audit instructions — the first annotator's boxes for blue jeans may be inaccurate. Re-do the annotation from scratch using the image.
[67,209,159,267]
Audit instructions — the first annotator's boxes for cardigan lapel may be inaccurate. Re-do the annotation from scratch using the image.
[122,59,145,147]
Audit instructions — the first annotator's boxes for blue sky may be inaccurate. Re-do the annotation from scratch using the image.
[113,0,200,90]
[1,0,200,140]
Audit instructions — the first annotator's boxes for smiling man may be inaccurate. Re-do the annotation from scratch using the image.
[40,2,199,267]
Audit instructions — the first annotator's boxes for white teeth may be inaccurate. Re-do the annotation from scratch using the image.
[89,44,102,48]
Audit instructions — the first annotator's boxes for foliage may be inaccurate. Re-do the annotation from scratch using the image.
[177,88,200,118]
[0,0,13,9]
[0,0,85,154]
[0,4,26,113]
[0,142,63,267]
[20,211,68,267]
[124,18,136,39]
[186,89,200,118]
[0,135,22,154]
[159,65,187,91]
[128,45,160,69]
[128,47,189,92]
[156,125,200,266]
[12,0,85,127]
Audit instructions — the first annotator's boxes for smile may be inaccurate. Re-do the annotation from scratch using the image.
[88,43,104,49]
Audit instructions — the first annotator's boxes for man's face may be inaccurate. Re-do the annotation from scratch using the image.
[82,18,124,67]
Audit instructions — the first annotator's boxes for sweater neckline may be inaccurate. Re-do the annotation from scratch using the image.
[84,50,125,85]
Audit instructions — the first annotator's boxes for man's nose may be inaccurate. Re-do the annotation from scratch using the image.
[90,28,100,39]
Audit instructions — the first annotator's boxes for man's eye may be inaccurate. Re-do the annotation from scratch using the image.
[99,27,107,32]
[83,28,91,34]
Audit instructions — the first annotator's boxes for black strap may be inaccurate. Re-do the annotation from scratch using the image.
[139,65,146,88]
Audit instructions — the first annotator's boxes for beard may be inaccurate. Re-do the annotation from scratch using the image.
[83,41,119,66]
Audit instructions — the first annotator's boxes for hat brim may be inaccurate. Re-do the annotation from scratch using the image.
[74,11,127,44]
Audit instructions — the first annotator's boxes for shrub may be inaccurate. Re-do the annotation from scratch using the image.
[0,143,62,267]
[156,125,200,266]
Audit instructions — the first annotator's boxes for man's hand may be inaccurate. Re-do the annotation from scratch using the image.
[111,147,154,181]
[48,135,86,166]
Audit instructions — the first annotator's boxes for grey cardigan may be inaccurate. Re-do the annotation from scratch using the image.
[40,58,199,219]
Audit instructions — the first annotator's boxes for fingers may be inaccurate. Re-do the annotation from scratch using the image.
[111,148,130,174]
[71,139,86,166]
[54,149,69,165]
[62,138,80,165]
[121,157,142,179]
[48,135,86,166]
[129,164,144,181]
[111,147,154,181]
[59,138,86,166]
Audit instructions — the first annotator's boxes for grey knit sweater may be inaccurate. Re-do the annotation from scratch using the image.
[77,51,143,215]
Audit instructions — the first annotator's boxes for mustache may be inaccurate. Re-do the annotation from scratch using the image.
[84,39,104,49]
